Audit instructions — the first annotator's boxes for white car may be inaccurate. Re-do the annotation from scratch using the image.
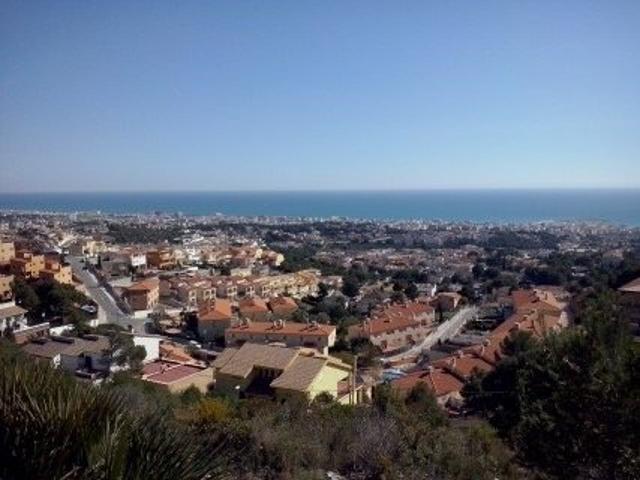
[81,305,98,314]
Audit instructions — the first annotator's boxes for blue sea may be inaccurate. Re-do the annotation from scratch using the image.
[0,190,639,225]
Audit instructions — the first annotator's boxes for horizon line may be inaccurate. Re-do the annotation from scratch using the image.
[2,186,640,195]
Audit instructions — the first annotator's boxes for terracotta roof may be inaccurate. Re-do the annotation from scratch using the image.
[464,338,505,365]
[143,361,208,385]
[511,289,562,313]
[227,320,335,337]
[269,296,298,315]
[391,368,463,397]
[238,297,269,314]
[352,301,434,337]
[492,309,562,339]
[199,299,232,322]
[435,354,494,380]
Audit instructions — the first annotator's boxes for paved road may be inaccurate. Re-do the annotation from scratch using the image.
[385,306,478,363]
[68,256,147,333]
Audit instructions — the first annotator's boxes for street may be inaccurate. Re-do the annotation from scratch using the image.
[384,306,478,363]
[67,256,148,333]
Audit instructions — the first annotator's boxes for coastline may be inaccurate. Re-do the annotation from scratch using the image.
[0,189,639,226]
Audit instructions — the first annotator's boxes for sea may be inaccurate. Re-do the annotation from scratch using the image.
[0,190,639,226]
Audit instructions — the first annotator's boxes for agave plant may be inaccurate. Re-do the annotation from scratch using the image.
[0,344,230,480]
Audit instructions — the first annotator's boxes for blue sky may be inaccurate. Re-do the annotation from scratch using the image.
[1,1,639,192]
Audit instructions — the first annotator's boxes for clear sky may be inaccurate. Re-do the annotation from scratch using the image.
[1,1,639,192]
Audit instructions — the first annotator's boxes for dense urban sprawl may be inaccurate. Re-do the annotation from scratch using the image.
[1,210,640,479]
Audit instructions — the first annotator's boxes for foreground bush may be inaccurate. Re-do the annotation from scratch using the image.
[0,343,229,480]
[0,340,520,480]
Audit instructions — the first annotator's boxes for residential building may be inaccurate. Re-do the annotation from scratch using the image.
[132,334,161,363]
[141,360,213,393]
[390,366,464,406]
[0,300,28,337]
[146,249,175,270]
[101,250,147,278]
[12,322,50,345]
[127,250,148,269]
[0,240,15,265]
[238,297,270,321]
[40,259,73,285]
[348,300,435,353]
[212,343,365,404]
[100,253,132,279]
[0,274,13,301]
[269,296,299,318]
[432,292,462,312]
[212,278,238,300]
[69,239,107,257]
[21,334,111,374]
[226,319,336,354]
[510,288,565,315]
[390,288,569,407]
[433,351,494,380]
[252,270,320,299]
[198,299,234,341]
[10,251,45,279]
[174,277,215,306]
[234,277,255,298]
[125,278,160,311]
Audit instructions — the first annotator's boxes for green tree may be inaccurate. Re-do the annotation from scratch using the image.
[341,276,360,298]
[317,282,329,299]
[404,282,419,300]
[464,292,640,479]
[11,277,40,319]
[96,323,147,373]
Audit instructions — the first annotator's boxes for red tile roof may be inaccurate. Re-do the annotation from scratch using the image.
[227,320,335,337]
[391,367,463,397]
[269,296,298,315]
[143,361,207,384]
[238,297,269,315]
[352,301,434,336]
[199,299,232,322]
[511,289,563,313]
[435,354,494,380]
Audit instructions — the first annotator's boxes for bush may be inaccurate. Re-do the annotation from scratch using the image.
[0,347,229,480]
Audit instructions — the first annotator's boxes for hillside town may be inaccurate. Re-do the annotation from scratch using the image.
[1,210,639,414]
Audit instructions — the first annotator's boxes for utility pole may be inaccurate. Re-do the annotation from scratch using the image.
[351,354,358,405]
